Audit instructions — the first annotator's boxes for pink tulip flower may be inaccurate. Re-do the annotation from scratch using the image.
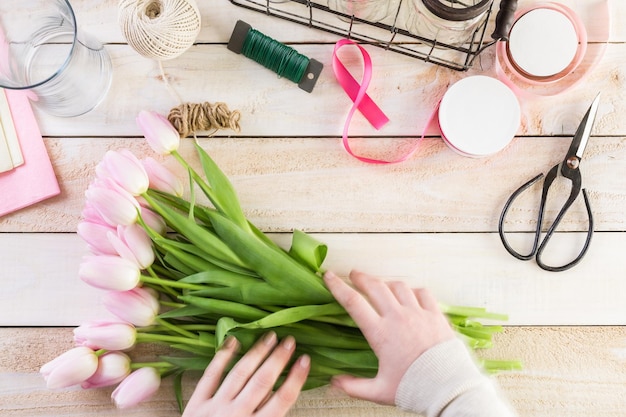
[142,157,183,197]
[82,352,131,389]
[74,321,137,351]
[96,149,149,196]
[79,255,140,291]
[108,224,155,269]
[40,347,98,389]
[140,206,166,235]
[77,220,118,255]
[81,201,112,226]
[136,110,180,155]
[112,367,161,409]
[85,179,140,227]
[103,287,160,327]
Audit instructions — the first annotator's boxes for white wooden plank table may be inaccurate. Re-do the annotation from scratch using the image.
[2,0,626,415]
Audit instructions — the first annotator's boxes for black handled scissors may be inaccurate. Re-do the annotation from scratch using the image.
[498,94,600,272]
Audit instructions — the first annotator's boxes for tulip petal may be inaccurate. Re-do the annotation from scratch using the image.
[139,207,166,235]
[73,321,136,351]
[112,367,161,409]
[119,224,155,269]
[143,157,184,196]
[85,181,140,227]
[82,352,131,389]
[137,110,180,155]
[40,347,98,389]
[98,150,149,196]
[103,287,159,327]
[79,255,140,291]
[77,221,118,256]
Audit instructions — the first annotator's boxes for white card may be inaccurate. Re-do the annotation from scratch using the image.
[0,88,23,168]
[0,123,13,173]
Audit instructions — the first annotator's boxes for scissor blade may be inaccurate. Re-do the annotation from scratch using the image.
[568,93,601,160]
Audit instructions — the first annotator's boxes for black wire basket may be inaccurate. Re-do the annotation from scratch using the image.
[227,0,512,71]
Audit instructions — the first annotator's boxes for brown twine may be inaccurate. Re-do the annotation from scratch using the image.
[168,102,242,138]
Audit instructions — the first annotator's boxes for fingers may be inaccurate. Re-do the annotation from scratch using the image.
[387,280,420,308]
[216,331,278,400]
[328,270,424,312]
[324,271,379,330]
[185,335,309,417]
[186,335,239,409]
[257,354,310,417]
[236,336,297,407]
[348,271,398,314]
[414,288,439,312]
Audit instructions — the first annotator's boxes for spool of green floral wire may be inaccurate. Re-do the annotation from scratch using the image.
[227,20,323,93]
[242,29,309,83]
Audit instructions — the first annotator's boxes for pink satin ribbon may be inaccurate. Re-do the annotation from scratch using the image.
[333,39,429,164]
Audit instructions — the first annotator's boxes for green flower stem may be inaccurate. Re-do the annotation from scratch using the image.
[145,324,216,334]
[160,301,186,309]
[136,332,214,348]
[146,266,179,298]
[171,151,222,214]
[439,303,509,321]
[186,165,197,222]
[130,361,174,371]
[151,263,183,281]
[142,192,250,273]
[178,324,216,331]
[140,323,216,333]
[155,317,197,339]
[480,359,523,372]
[172,149,252,234]
[141,274,205,291]
[136,207,163,242]
[94,349,107,357]
[144,283,181,301]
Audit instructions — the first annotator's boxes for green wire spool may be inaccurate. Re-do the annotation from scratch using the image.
[227,20,323,93]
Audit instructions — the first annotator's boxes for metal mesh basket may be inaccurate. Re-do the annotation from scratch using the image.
[228,0,498,71]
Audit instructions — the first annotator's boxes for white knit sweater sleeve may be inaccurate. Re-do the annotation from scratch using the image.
[395,338,517,417]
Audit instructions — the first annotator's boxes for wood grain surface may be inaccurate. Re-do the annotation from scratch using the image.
[1,0,624,416]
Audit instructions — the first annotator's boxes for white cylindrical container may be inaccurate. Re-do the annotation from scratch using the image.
[438,76,520,158]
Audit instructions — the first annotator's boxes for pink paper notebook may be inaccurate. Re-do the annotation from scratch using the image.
[0,90,60,216]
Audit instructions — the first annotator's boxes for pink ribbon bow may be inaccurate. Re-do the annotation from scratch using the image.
[332,39,426,164]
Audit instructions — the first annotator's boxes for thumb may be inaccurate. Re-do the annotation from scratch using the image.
[331,375,379,401]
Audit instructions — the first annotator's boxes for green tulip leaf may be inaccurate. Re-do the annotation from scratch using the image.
[289,230,328,273]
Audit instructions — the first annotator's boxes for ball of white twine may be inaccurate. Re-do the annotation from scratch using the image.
[118,0,201,61]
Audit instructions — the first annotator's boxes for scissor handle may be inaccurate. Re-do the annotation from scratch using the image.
[498,173,545,260]
[536,188,593,272]
[498,164,594,272]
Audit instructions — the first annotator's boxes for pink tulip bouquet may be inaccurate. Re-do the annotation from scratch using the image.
[41,110,520,411]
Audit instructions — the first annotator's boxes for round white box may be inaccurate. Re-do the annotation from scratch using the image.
[438,76,520,157]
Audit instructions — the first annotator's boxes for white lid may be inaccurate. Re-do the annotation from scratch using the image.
[438,76,520,157]
[508,8,579,77]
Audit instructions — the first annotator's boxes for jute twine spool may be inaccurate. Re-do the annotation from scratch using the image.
[118,0,201,60]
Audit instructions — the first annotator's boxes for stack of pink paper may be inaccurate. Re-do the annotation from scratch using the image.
[0,90,60,216]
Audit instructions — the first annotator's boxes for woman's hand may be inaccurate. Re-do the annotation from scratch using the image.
[324,270,455,405]
[182,332,310,417]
